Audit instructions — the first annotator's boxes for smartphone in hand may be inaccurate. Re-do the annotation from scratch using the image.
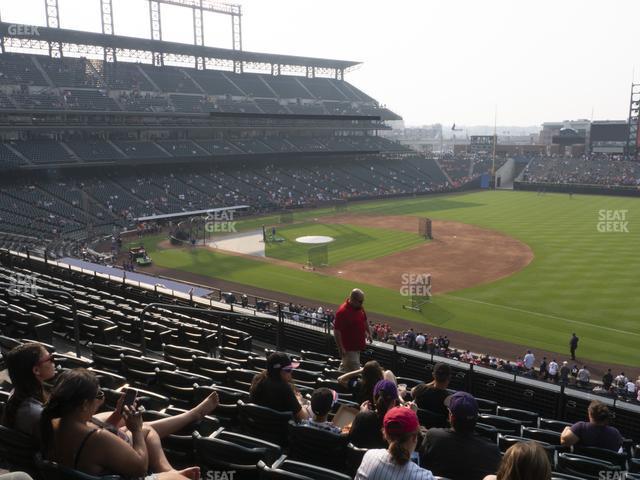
[120,388,138,414]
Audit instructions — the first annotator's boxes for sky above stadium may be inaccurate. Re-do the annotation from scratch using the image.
[1,0,638,127]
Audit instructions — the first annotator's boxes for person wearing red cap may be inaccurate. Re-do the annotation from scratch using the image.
[334,288,372,373]
[249,352,308,422]
[355,406,434,479]
[419,391,500,480]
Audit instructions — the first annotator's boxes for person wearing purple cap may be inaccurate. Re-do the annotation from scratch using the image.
[419,391,501,480]
[249,352,308,422]
[348,380,400,449]
[355,407,434,479]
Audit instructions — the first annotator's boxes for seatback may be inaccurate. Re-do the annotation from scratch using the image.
[237,400,293,446]
[287,421,349,472]
[478,414,523,435]
[194,434,269,480]
[557,453,620,479]
[417,408,449,429]
[0,424,38,476]
[496,406,539,426]
[573,446,628,470]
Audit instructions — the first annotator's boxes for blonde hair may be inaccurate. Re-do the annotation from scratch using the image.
[496,442,551,480]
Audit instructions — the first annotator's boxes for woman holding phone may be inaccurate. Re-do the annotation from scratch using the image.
[40,368,198,479]
[3,342,219,443]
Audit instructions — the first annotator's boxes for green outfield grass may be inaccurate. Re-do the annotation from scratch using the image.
[264,222,424,265]
[142,191,640,367]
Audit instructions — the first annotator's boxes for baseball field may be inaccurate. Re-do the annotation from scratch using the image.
[137,190,639,368]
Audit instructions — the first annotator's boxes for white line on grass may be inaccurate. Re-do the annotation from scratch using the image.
[441,294,640,337]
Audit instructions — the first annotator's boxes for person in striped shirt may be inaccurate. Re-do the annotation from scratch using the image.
[355,407,434,480]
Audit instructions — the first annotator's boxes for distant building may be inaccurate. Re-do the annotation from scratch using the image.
[540,119,590,145]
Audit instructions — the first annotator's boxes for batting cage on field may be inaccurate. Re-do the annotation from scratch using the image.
[418,218,433,240]
[280,211,294,224]
[402,273,432,312]
[334,200,348,213]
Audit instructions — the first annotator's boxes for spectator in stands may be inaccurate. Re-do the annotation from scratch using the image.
[614,372,628,395]
[538,357,547,380]
[483,441,552,480]
[249,351,308,421]
[559,361,570,386]
[546,359,558,383]
[602,369,614,391]
[411,363,451,417]
[577,365,591,388]
[3,342,56,437]
[301,388,341,434]
[523,350,535,371]
[349,380,399,449]
[40,369,196,479]
[419,392,501,480]
[415,332,426,350]
[338,360,385,405]
[561,400,623,452]
[334,288,372,373]
[3,343,220,443]
[625,378,637,400]
[355,407,434,480]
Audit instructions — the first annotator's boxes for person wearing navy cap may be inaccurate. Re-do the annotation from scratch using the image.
[419,391,501,480]
[249,352,308,422]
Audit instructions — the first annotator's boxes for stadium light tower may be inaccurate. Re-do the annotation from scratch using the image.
[148,0,242,67]
[628,82,639,160]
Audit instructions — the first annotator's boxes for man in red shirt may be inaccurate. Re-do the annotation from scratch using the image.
[334,288,372,372]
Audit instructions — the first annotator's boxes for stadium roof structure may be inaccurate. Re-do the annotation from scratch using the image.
[0,22,361,76]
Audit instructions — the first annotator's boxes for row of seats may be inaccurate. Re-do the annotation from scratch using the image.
[0,52,400,119]
[0,136,410,167]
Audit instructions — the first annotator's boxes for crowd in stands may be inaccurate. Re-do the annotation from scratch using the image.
[0,157,450,255]
[5,342,630,479]
[521,155,640,186]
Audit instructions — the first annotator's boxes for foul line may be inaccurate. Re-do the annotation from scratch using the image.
[441,294,640,337]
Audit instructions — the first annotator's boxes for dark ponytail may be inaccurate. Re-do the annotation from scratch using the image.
[39,369,100,456]
[387,432,414,465]
[3,343,48,429]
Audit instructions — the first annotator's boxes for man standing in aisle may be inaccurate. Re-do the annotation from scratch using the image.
[334,288,372,373]
[570,333,579,360]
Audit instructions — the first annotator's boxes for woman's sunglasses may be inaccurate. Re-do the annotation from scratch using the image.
[36,354,54,366]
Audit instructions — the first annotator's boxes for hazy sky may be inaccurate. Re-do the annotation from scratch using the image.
[1,0,638,126]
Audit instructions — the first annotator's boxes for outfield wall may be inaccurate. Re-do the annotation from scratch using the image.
[515,181,640,197]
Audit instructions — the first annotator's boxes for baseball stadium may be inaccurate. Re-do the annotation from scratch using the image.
[0,1,639,478]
